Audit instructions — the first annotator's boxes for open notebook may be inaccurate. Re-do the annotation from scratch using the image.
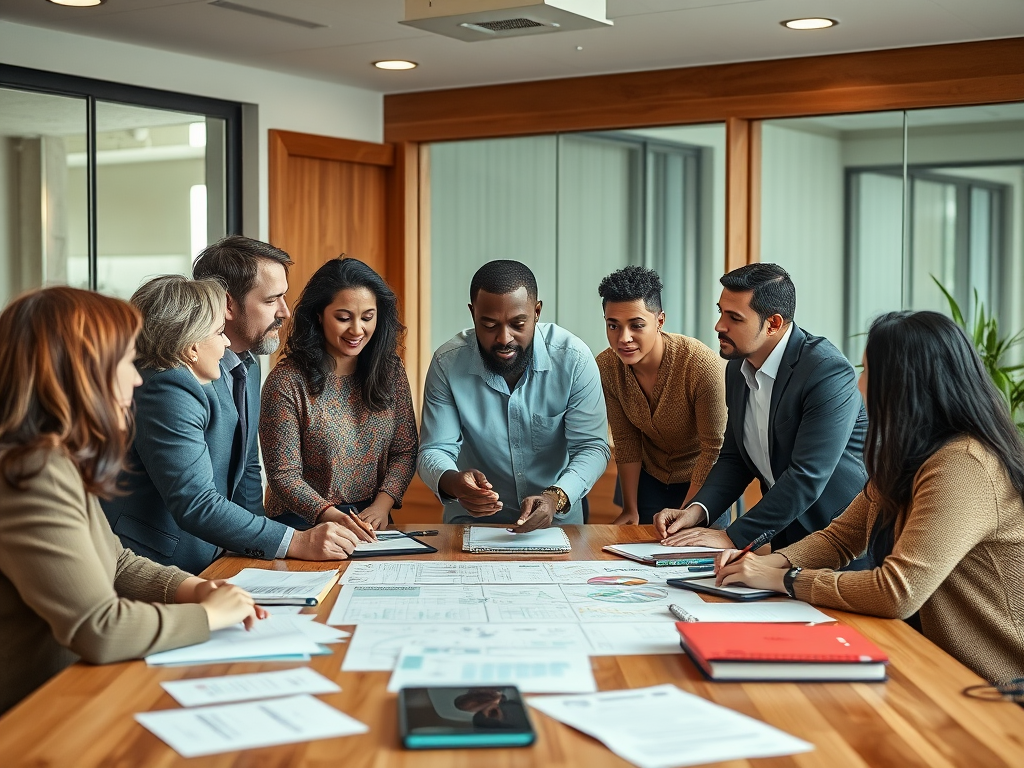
[462,526,571,553]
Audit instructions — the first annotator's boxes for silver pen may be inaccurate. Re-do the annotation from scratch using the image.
[668,603,697,622]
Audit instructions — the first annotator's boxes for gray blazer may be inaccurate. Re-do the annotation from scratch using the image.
[691,325,868,549]
[102,356,289,574]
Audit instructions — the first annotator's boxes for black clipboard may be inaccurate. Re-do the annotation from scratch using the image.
[667,577,777,601]
[348,531,438,559]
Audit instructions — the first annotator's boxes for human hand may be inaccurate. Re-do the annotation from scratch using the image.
[358,501,391,530]
[612,509,639,526]
[200,583,265,631]
[715,549,789,593]
[288,521,360,560]
[512,493,556,532]
[653,505,705,539]
[661,527,735,549]
[319,506,377,542]
[441,469,502,517]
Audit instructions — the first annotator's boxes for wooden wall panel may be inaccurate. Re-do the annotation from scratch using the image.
[385,38,1024,144]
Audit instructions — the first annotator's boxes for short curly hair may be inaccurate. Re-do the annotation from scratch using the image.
[597,265,663,313]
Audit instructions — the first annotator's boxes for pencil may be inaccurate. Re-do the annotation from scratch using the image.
[344,508,377,540]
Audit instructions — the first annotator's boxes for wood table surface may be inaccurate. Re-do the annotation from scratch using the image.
[2,524,1022,768]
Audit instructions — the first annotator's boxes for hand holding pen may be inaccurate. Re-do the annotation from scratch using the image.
[714,529,799,594]
[713,529,775,582]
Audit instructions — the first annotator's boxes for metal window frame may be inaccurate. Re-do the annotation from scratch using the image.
[0,63,243,290]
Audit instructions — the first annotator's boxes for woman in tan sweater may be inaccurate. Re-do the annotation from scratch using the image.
[597,266,727,525]
[0,287,265,715]
[716,311,1024,683]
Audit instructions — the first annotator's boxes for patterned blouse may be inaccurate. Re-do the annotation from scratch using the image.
[259,356,419,525]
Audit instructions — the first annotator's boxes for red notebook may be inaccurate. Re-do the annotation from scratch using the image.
[677,622,889,682]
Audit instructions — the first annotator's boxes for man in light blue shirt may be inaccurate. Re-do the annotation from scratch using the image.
[418,260,610,529]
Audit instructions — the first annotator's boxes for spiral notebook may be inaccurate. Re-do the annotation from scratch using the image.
[462,526,572,554]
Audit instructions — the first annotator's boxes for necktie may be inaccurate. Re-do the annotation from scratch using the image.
[230,361,248,459]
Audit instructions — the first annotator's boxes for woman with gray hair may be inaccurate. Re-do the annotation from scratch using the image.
[103,275,360,573]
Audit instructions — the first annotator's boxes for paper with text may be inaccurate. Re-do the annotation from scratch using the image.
[160,668,340,707]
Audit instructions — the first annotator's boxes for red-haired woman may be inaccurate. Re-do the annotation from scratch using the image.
[0,287,265,715]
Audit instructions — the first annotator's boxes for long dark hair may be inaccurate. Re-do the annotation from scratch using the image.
[283,257,405,409]
[864,311,1024,558]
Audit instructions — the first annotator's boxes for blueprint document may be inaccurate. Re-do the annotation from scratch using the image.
[338,560,712,587]
[327,582,701,626]
[342,622,682,671]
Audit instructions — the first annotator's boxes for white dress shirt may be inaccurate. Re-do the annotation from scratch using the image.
[738,323,793,488]
[691,324,793,526]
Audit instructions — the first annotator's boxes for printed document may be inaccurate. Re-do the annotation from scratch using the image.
[527,684,813,768]
[135,694,367,757]
[160,668,340,707]
[342,622,589,671]
[227,569,338,602]
[146,616,330,666]
[387,646,597,694]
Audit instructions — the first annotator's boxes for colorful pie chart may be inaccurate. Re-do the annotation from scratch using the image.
[586,575,649,586]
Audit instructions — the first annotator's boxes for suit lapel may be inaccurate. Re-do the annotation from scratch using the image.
[767,324,805,457]
[728,362,753,467]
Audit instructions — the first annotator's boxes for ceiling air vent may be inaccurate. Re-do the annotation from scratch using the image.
[401,0,612,42]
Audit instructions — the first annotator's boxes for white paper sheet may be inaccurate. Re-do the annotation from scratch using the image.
[327,585,492,625]
[545,561,711,586]
[135,694,367,757]
[527,684,813,768]
[670,601,835,624]
[342,622,589,671]
[466,526,570,551]
[560,583,703,623]
[387,646,597,694]
[227,569,338,601]
[146,616,322,666]
[581,624,684,656]
[340,561,553,585]
[160,668,341,707]
[604,543,723,559]
[353,535,434,553]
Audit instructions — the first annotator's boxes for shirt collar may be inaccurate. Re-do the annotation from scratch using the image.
[222,347,255,372]
[740,323,794,390]
[467,324,550,380]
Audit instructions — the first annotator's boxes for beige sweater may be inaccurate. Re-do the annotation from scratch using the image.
[597,333,726,486]
[0,449,210,714]
[780,436,1024,683]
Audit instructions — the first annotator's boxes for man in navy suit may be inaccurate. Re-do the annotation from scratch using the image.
[655,263,868,553]
[104,237,369,574]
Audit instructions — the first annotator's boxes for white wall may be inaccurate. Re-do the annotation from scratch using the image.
[0,20,383,242]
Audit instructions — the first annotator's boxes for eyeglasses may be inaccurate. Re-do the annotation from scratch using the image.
[963,678,1024,703]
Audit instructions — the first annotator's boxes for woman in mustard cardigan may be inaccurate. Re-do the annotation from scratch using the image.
[0,287,265,715]
[716,311,1024,683]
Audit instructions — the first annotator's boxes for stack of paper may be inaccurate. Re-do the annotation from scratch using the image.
[227,568,339,605]
[528,684,813,768]
[146,616,349,666]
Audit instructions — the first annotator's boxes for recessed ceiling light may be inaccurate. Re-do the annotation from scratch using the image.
[47,0,106,6]
[782,18,838,30]
[373,60,418,71]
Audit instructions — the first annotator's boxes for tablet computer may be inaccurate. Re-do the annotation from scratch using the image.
[398,686,536,750]
[667,576,777,601]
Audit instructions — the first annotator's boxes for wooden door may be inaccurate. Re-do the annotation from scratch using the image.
[268,130,424,407]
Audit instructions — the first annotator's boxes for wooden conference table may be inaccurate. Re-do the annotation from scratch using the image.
[2,525,1023,768]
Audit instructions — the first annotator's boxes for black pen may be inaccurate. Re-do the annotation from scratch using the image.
[398,530,439,537]
[736,529,776,560]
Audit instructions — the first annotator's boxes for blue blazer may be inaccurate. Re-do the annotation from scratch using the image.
[103,357,288,574]
[691,325,868,549]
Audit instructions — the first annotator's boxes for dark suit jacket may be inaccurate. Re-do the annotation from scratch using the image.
[102,356,288,574]
[691,325,868,549]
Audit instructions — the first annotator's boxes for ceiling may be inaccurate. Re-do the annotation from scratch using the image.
[1,0,1023,94]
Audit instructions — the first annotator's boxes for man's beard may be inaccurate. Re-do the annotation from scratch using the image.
[717,333,745,361]
[242,315,284,356]
[479,339,533,379]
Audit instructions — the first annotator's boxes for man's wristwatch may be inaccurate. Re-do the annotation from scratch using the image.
[542,486,570,514]
[783,566,803,598]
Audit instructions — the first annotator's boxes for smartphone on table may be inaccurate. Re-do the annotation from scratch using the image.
[398,686,536,749]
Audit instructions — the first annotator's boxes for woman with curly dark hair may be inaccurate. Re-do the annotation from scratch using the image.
[260,257,419,531]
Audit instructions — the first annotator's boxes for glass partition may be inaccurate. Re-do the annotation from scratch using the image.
[0,86,88,307]
[761,104,1024,363]
[429,124,726,356]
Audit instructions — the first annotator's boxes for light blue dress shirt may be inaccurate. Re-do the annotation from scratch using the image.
[418,323,611,525]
